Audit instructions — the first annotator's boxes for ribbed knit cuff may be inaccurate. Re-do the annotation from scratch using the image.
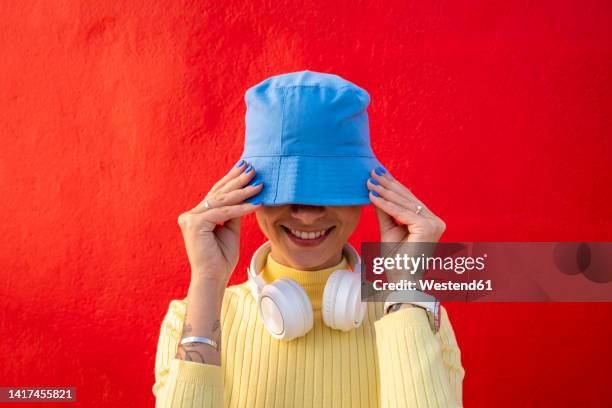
[170,358,224,387]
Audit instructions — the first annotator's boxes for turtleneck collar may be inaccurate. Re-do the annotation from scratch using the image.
[261,253,348,310]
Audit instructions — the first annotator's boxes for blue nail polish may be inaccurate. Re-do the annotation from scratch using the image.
[235,159,244,168]
[250,200,262,205]
[251,180,262,187]
[375,166,387,176]
[371,191,380,197]
[245,164,253,173]
[369,177,378,186]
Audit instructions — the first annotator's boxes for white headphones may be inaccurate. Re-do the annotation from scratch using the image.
[247,241,367,341]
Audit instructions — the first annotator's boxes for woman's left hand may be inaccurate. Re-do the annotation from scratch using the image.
[367,166,446,243]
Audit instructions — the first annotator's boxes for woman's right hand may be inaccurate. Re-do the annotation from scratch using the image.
[177,160,263,287]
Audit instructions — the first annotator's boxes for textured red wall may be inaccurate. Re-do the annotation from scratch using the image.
[1,1,611,406]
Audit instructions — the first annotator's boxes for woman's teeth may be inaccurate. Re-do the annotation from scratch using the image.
[289,228,328,240]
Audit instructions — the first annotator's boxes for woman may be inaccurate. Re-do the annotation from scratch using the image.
[153,70,465,407]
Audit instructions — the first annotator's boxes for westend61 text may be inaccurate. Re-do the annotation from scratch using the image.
[372,279,493,291]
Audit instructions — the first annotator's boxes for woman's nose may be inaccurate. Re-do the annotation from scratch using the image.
[289,204,325,225]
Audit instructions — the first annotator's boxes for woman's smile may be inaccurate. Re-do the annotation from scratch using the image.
[280,225,336,247]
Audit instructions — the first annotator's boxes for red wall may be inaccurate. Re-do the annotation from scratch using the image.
[1,1,611,406]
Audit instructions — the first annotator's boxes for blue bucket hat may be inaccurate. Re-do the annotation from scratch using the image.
[241,70,384,206]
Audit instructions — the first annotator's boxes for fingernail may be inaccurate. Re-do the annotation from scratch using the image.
[375,166,387,176]
[250,180,262,187]
[235,159,245,168]
[245,164,253,173]
[371,191,380,197]
[369,177,378,186]
[250,200,262,205]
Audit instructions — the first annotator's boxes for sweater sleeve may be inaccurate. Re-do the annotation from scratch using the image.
[374,305,465,408]
[152,298,224,407]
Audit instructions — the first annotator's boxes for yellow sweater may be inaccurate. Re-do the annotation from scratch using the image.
[153,253,465,407]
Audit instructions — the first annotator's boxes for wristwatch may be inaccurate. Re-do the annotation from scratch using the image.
[384,290,441,334]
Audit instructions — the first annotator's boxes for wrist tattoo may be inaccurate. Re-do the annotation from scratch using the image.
[177,343,206,363]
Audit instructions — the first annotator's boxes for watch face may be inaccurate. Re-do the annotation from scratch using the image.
[389,303,403,313]
[385,303,398,314]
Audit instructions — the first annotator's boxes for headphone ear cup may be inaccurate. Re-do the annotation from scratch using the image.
[258,278,313,341]
[322,269,366,331]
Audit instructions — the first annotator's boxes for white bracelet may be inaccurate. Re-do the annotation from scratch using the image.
[180,336,218,350]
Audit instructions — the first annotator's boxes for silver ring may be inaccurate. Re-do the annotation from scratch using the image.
[203,200,211,210]
[415,205,423,216]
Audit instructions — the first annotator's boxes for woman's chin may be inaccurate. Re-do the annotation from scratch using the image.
[291,258,328,271]
[278,247,329,270]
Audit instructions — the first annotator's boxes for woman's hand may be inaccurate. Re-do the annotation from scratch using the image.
[177,160,263,287]
[366,166,446,243]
